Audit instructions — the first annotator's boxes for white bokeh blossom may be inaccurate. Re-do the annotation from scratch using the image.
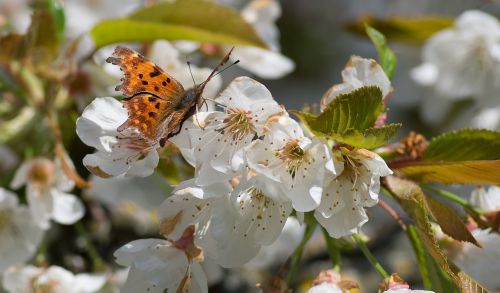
[2,265,106,293]
[411,10,500,107]
[0,188,43,272]
[315,148,392,238]
[10,157,85,229]
[172,76,285,186]
[76,97,160,178]
[247,116,337,212]
[470,186,500,212]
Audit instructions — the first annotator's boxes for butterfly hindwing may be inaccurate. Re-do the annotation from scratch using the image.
[106,46,185,100]
[117,93,175,142]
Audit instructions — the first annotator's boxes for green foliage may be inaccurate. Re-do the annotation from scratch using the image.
[296,86,400,149]
[425,129,500,161]
[91,0,267,49]
[349,15,454,43]
[365,26,397,79]
[406,225,458,292]
[385,176,490,293]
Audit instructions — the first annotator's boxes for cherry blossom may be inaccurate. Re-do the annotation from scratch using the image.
[114,227,207,293]
[246,116,337,212]
[321,56,392,110]
[10,157,85,229]
[315,148,392,238]
[171,76,285,186]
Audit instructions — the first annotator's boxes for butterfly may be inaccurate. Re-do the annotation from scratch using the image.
[106,46,233,147]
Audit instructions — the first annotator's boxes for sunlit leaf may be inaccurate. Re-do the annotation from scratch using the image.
[425,196,479,246]
[365,26,397,79]
[333,123,401,149]
[91,0,267,49]
[349,15,454,43]
[296,86,383,135]
[397,160,500,185]
[425,129,500,161]
[25,9,60,64]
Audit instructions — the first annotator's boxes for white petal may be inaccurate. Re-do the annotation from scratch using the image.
[315,202,368,239]
[410,63,439,86]
[114,239,168,267]
[83,152,130,178]
[190,262,209,293]
[75,273,107,293]
[307,283,343,293]
[76,97,126,150]
[51,190,85,225]
[2,265,43,292]
[10,161,30,189]
[470,186,500,212]
[231,47,295,79]
[27,185,52,230]
[124,149,159,177]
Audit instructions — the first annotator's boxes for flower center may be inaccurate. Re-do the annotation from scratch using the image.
[32,278,59,293]
[0,209,12,233]
[219,109,255,141]
[27,158,55,189]
[277,140,306,178]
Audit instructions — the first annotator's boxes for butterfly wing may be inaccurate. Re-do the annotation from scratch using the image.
[106,46,185,99]
[107,46,186,143]
[117,93,177,142]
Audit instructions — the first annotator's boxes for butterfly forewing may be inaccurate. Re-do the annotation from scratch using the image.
[106,46,185,99]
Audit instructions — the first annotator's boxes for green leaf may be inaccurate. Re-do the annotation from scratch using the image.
[295,86,400,149]
[425,196,479,246]
[397,160,500,185]
[365,26,397,79]
[296,86,383,135]
[333,123,401,149]
[91,0,267,49]
[349,15,454,43]
[385,176,492,292]
[425,129,500,161]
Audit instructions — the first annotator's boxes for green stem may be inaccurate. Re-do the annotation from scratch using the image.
[406,224,432,289]
[286,221,317,286]
[351,233,389,279]
[75,222,105,272]
[420,185,485,215]
[321,227,341,272]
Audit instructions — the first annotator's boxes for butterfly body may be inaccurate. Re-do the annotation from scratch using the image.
[107,46,232,147]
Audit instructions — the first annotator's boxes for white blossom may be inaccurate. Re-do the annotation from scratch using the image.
[307,283,343,293]
[0,188,43,272]
[321,55,392,110]
[114,232,207,293]
[470,186,500,212]
[247,116,337,212]
[411,10,500,107]
[171,76,285,186]
[10,157,85,229]
[315,148,392,238]
[2,265,106,293]
[159,174,293,268]
[76,97,159,178]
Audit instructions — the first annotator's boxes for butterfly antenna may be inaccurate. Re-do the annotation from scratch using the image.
[186,60,197,88]
[200,47,235,87]
[212,59,240,78]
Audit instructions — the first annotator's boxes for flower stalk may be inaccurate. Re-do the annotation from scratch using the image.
[321,227,341,272]
[351,233,389,279]
[286,221,317,286]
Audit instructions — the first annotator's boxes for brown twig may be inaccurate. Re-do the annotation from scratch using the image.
[378,199,407,230]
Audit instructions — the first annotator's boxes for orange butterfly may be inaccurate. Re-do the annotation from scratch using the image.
[106,46,233,147]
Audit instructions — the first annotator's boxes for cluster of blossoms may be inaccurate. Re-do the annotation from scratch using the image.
[76,55,393,292]
[0,156,85,272]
